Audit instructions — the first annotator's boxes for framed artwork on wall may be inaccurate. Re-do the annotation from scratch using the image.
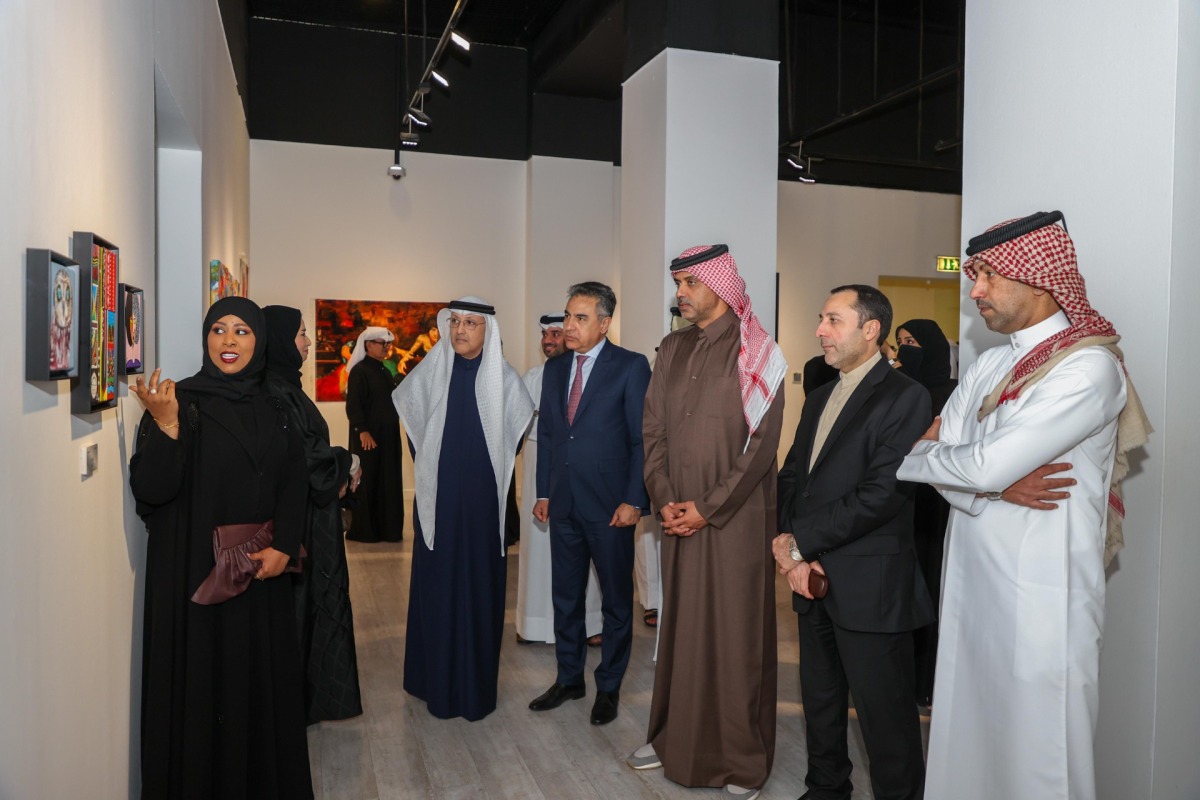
[209,259,243,306]
[119,283,145,375]
[71,231,120,414]
[25,248,81,381]
[313,299,447,402]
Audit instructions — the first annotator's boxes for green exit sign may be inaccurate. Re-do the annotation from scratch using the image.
[936,256,961,273]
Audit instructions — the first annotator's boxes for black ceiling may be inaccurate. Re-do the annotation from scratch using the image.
[222,0,963,192]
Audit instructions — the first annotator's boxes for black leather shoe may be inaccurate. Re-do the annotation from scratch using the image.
[528,683,585,711]
[590,690,619,725]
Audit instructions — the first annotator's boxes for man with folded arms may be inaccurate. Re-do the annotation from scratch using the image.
[898,211,1149,799]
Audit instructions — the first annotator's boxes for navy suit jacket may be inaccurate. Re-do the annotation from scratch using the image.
[777,357,935,633]
[536,340,651,524]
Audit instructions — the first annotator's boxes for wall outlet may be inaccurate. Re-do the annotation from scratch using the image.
[80,442,98,478]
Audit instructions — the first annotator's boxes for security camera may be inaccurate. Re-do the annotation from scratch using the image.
[387,163,406,180]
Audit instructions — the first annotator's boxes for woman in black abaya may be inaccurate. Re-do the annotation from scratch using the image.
[895,318,958,707]
[130,297,313,799]
[263,304,364,723]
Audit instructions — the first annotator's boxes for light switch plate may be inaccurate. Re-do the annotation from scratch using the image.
[80,442,98,477]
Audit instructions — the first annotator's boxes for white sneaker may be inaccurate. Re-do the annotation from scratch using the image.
[625,743,662,770]
[722,784,760,800]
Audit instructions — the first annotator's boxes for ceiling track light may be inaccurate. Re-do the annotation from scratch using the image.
[787,142,818,184]
[431,70,449,89]
[407,106,431,126]
[450,30,471,51]
[401,130,421,147]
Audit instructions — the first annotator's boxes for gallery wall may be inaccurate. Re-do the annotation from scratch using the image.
[0,0,250,797]
[774,182,963,456]
[250,139,963,479]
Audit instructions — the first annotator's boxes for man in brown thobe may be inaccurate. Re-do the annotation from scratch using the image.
[628,244,788,800]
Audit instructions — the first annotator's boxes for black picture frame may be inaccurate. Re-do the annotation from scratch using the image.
[118,283,145,376]
[25,248,81,381]
[71,231,120,414]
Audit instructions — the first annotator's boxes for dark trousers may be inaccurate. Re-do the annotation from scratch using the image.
[798,602,925,800]
[549,514,634,693]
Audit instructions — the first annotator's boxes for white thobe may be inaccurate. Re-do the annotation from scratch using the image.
[515,364,601,642]
[897,312,1126,800]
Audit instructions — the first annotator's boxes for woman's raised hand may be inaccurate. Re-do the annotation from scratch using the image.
[133,368,181,437]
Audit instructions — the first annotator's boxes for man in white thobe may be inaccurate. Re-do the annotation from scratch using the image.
[516,312,602,643]
[898,211,1149,799]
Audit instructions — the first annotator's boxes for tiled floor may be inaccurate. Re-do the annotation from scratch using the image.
[308,534,929,799]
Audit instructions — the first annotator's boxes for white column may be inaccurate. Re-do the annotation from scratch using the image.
[524,155,619,369]
[620,48,779,359]
[962,2,1200,796]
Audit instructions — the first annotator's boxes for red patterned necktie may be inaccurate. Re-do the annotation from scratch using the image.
[566,353,586,425]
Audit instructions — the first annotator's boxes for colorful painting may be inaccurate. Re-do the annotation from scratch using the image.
[120,284,144,374]
[314,299,447,402]
[48,262,77,374]
[88,240,118,406]
[209,259,243,305]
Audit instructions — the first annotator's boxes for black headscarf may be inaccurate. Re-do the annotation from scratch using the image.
[263,305,305,388]
[896,318,952,389]
[176,296,269,401]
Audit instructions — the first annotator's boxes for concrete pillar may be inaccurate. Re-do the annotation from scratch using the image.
[620,48,779,357]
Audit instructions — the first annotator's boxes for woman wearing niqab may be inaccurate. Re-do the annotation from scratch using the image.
[263,304,363,723]
[894,317,957,706]
[129,296,313,799]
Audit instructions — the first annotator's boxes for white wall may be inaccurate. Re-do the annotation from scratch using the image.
[963,1,1198,796]
[775,182,962,453]
[0,0,248,797]
[249,141,530,494]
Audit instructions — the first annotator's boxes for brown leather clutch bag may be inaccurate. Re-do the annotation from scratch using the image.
[191,520,303,605]
[809,570,829,600]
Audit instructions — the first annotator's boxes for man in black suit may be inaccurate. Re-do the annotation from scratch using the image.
[775,285,933,800]
[528,281,652,725]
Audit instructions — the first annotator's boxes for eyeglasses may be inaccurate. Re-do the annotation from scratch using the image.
[449,317,485,331]
[367,339,390,347]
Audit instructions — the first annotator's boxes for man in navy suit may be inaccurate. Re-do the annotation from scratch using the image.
[528,281,652,725]
[775,285,933,800]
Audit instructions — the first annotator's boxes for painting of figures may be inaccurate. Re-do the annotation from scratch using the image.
[314,299,447,402]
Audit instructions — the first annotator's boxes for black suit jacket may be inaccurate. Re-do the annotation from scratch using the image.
[778,357,934,633]
[536,340,651,523]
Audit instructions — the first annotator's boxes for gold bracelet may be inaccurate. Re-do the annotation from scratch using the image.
[154,419,181,430]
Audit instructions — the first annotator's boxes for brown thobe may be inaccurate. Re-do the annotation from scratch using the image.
[643,309,783,790]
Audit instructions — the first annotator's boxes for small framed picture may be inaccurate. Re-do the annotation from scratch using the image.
[119,284,145,375]
[25,248,80,381]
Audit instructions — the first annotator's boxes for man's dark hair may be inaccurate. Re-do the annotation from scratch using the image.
[567,281,617,318]
[830,284,892,345]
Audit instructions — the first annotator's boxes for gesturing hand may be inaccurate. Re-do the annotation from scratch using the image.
[133,368,181,438]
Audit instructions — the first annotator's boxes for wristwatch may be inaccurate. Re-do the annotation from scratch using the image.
[788,536,805,562]
[984,491,1004,501]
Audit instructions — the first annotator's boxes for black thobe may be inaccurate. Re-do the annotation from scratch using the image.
[345,358,405,542]
[267,374,364,723]
[130,392,313,800]
[403,354,507,721]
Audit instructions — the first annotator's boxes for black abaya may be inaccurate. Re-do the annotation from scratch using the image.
[131,392,313,800]
[267,374,364,723]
